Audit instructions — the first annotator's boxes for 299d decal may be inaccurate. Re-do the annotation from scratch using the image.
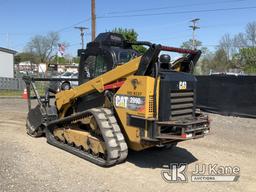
[114,94,145,112]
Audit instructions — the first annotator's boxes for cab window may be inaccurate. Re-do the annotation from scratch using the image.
[119,51,132,64]
[94,55,108,76]
[118,51,138,64]
[85,55,109,78]
[84,55,96,78]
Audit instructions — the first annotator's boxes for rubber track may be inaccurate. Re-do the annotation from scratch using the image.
[45,108,128,167]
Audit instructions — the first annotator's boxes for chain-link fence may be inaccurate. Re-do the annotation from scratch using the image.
[0,77,50,97]
[0,77,25,97]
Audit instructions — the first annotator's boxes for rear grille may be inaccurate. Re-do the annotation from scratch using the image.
[170,90,194,120]
[148,96,154,113]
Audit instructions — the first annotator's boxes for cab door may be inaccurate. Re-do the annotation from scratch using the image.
[76,47,114,111]
[78,47,114,85]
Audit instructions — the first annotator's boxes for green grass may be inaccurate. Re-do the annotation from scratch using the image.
[0,82,52,97]
[0,90,23,96]
[0,86,46,97]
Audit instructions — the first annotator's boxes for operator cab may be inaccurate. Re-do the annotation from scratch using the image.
[76,32,140,112]
[78,32,138,84]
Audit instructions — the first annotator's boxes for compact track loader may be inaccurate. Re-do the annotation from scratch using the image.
[23,32,210,167]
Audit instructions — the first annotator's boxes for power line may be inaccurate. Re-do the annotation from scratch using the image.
[201,22,248,29]
[106,0,249,15]
[97,6,256,19]
[6,3,255,52]
[54,4,255,36]
[54,4,255,37]
[149,35,191,42]
[57,18,90,33]
[0,32,35,36]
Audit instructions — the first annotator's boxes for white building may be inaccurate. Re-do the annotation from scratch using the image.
[0,47,17,78]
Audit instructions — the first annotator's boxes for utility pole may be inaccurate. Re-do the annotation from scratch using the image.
[189,18,200,50]
[91,0,96,41]
[74,26,88,49]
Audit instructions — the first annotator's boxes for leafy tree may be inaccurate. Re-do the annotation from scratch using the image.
[50,54,74,65]
[111,28,147,54]
[181,39,208,52]
[239,47,256,73]
[15,52,40,64]
[51,56,67,64]
[72,56,80,63]
[200,48,233,74]
[181,39,202,50]
[211,48,230,71]
[112,28,137,42]
[194,21,256,74]
[200,53,214,74]
[181,39,209,74]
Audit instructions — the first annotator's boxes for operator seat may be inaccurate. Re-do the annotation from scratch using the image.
[159,54,171,70]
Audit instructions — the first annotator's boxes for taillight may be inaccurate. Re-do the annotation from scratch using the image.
[181,133,192,138]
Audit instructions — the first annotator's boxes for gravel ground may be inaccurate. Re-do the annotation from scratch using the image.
[0,99,255,192]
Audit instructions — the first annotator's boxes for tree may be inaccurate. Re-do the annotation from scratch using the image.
[181,39,208,54]
[198,21,256,74]
[180,39,209,74]
[26,32,60,63]
[218,33,235,60]
[51,56,67,64]
[72,56,80,64]
[239,47,256,73]
[234,22,256,48]
[212,48,230,71]
[51,54,73,65]
[246,21,256,47]
[15,52,40,64]
[200,49,229,74]
[233,33,248,48]
[111,28,147,54]
[112,28,137,42]
[200,52,214,74]
[181,39,201,50]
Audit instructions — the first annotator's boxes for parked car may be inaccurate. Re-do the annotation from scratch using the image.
[49,71,78,92]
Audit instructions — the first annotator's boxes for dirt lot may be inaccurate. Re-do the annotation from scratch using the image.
[0,99,255,192]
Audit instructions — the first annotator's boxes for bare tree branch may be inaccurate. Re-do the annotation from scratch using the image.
[26,32,60,63]
[246,21,256,47]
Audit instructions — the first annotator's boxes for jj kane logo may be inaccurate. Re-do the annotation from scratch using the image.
[161,163,240,183]
[161,163,188,183]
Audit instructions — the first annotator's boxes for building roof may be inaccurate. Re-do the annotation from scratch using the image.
[0,47,17,54]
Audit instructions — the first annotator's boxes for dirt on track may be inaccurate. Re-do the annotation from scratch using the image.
[0,99,255,192]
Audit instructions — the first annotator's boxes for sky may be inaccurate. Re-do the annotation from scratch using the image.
[0,0,256,56]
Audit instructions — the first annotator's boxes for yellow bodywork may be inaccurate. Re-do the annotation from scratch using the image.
[54,56,161,151]
[113,76,159,150]
[54,128,105,154]
[55,56,142,117]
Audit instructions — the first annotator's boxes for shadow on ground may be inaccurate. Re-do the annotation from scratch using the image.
[127,146,198,169]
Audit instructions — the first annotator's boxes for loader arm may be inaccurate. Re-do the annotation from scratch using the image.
[55,56,142,111]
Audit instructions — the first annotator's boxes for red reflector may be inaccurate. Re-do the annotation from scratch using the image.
[104,81,124,90]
